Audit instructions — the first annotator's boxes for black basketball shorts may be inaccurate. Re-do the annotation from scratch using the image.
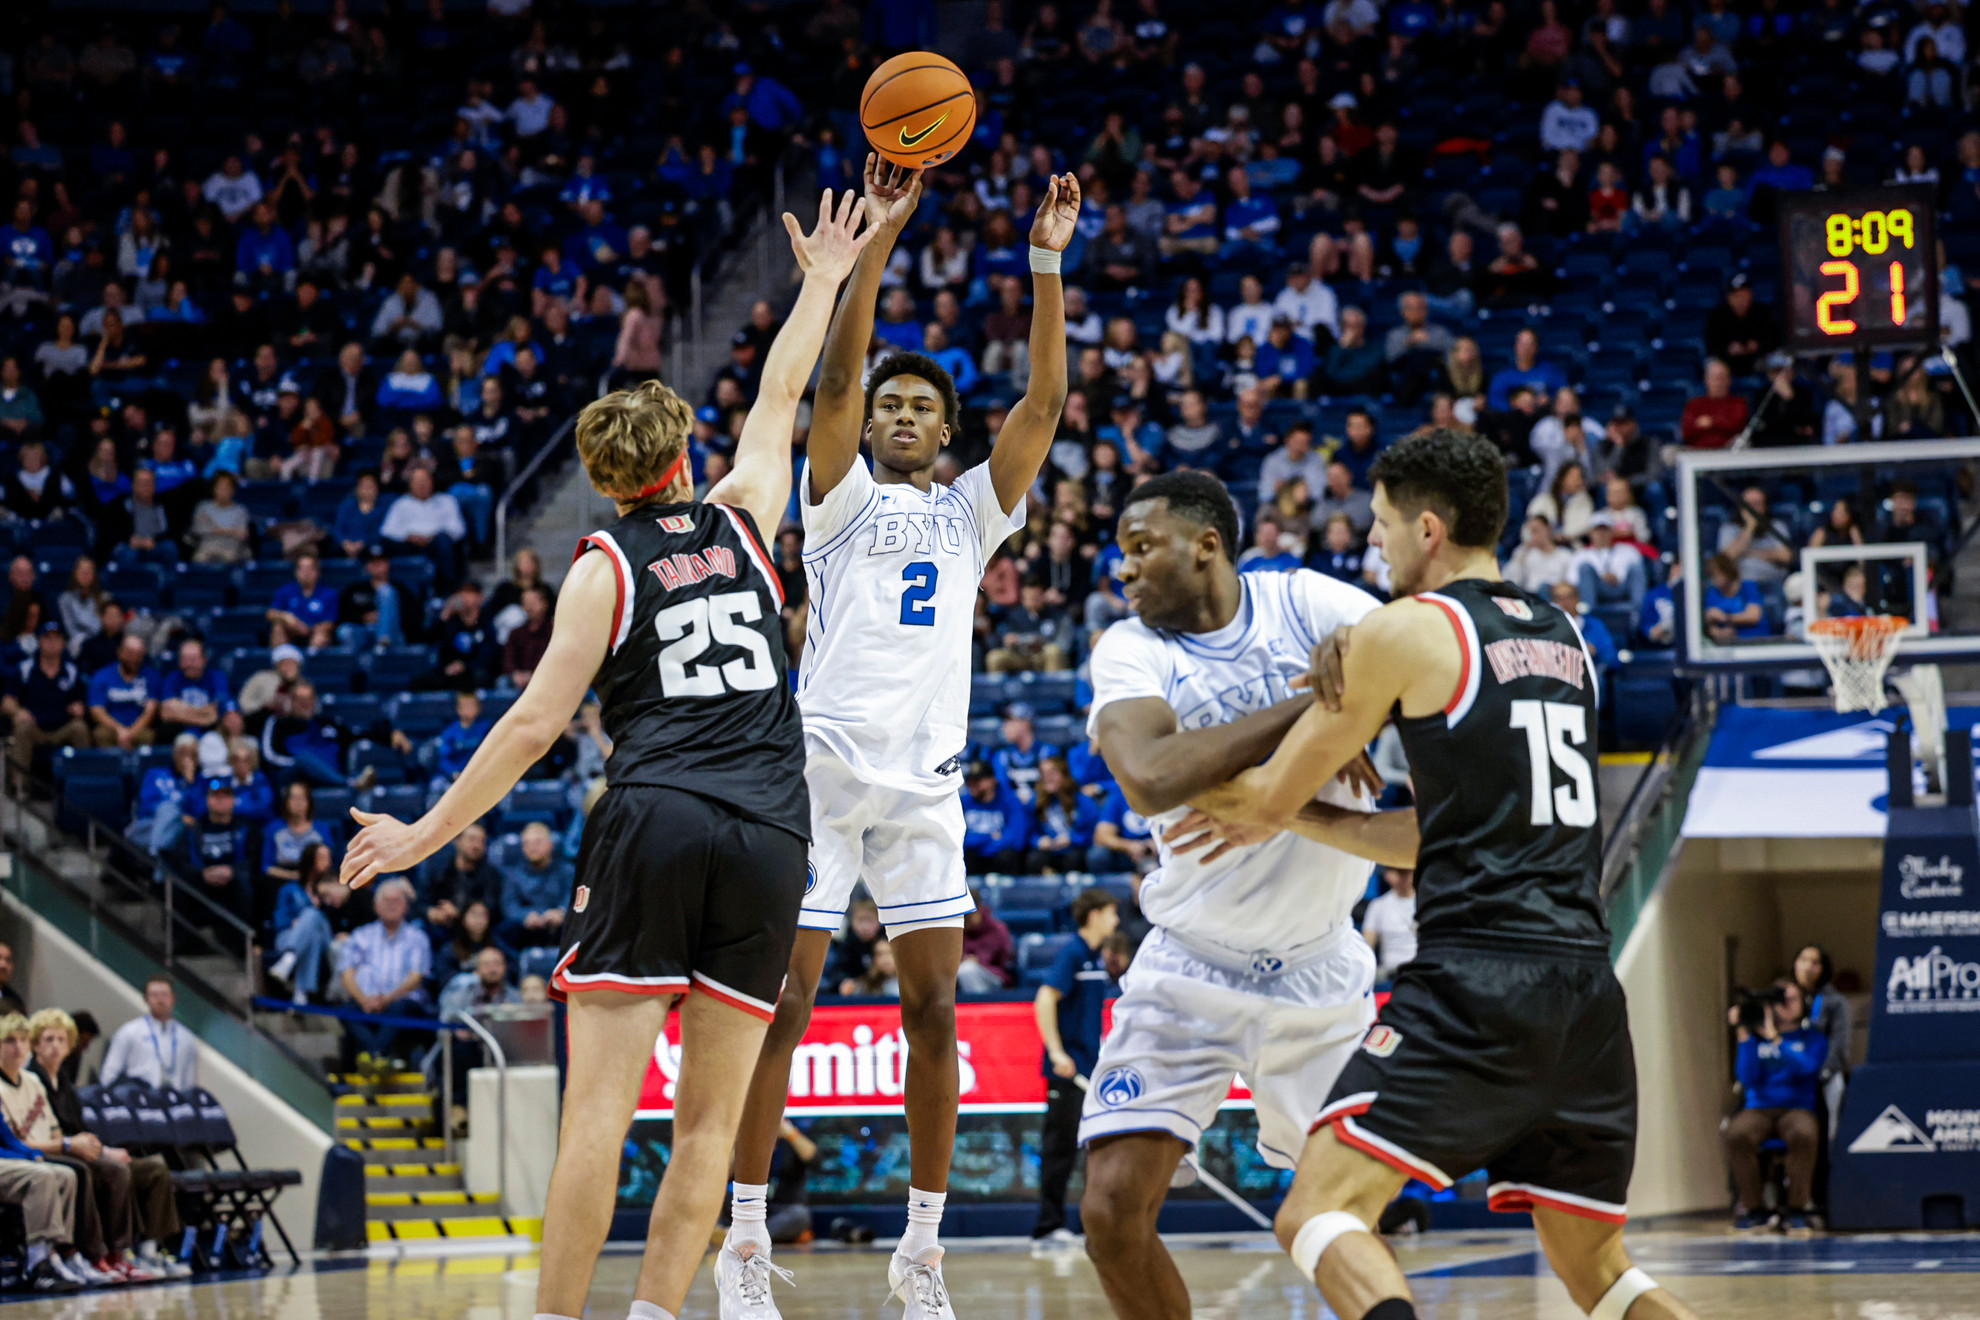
[550,784,807,1020]
[1313,940,1638,1222]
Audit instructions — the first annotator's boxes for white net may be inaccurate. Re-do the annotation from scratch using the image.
[1808,616,1908,713]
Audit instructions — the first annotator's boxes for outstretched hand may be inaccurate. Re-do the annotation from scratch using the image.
[1030,173,1082,252]
[340,808,434,891]
[862,153,923,230]
[783,187,879,282]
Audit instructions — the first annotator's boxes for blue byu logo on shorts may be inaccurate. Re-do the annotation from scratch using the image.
[1096,1067,1144,1108]
[805,861,817,895]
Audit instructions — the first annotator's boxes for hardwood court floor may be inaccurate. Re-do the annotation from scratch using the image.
[11,1228,1980,1318]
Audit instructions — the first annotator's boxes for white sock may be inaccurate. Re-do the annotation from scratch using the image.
[627,1303,674,1320]
[728,1181,770,1249]
[898,1186,946,1259]
[25,1242,47,1269]
[136,1239,155,1258]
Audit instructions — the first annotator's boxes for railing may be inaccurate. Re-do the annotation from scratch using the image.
[492,413,581,572]
[452,1009,508,1211]
[1,772,334,1126]
[1599,684,1717,953]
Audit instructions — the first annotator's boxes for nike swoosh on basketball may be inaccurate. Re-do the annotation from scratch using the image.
[899,113,950,148]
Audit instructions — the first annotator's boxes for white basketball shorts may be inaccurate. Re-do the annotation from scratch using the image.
[1077,923,1377,1169]
[799,733,973,938]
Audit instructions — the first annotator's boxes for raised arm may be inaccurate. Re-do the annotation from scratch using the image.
[987,175,1082,514]
[1095,693,1314,818]
[808,156,923,503]
[339,552,615,889]
[708,189,878,537]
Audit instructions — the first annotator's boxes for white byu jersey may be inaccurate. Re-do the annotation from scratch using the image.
[1087,569,1382,956]
[800,457,1025,795]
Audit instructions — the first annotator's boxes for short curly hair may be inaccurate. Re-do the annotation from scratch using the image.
[575,379,693,502]
[1368,427,1508,549]
[866,351,961,432]
[1122,470,1242,563]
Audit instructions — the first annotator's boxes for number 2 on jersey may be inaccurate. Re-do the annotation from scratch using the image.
[655,591,776,697]
[1508,699,1596,828]
[900,561,938,626]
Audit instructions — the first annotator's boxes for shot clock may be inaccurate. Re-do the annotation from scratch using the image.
[1778,185,1938,351]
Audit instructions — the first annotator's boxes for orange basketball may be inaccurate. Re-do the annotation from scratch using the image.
[860,52,976,170]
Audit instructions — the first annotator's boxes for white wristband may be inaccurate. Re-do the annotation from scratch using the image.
[1029,245,1062,274]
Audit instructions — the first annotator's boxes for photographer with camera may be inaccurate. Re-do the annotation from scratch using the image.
[1722,977,1826,1231]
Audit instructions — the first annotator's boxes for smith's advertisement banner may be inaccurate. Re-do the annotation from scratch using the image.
[634,1000,1257,1118]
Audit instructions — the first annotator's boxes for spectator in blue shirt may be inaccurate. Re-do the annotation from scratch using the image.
[962,762,1028,874]
[1704,553,1767,641]
[921,323,979,394]
[1312,513,1364,584]
[226,737,275,827]
[1748,139,1815,199]
[234,202,296,289]
[333,472,389,560]
[128,733,202,853]
[990,703,1060,805]
[1160,170,1219,258]
[873,288,922,355]
[563,200,629,276]
[1218,165,1281,264]
[158,638,240,743]
[726,64,805,133]
[1485,328,1569,411]
[500,822,574,951]
[1256,317,1317,393]
[530,245,580,312]
[1238,515,1304,574]
[0,200,53,289]
[1032,887,1121,1240]
[1027,757,1098,872]
[182,778,254,929]
[267,552,338,649]
[87,635,159,750]
[1551,581,1619,669]
[375,350,445,413]
[1725,978,1825,1230]
[425,691,491,791]
[1089,783,1154,873]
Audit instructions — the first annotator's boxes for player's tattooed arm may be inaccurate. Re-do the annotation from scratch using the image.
[1095,693,1312,818]
[988,173,1081,514]
[711,189,878,537]
[340,552,615,890]
[809,155,922,504]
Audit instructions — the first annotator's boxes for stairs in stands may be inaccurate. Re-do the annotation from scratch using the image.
[336,1071,542,1244]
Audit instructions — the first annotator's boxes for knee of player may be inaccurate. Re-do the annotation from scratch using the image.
[767,979,819,1040]
[897,988,959,1044]
[1077,1176,1145,1247]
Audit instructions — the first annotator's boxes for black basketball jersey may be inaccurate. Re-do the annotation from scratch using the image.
[575,499,808,841]
[1395,576,1608,952]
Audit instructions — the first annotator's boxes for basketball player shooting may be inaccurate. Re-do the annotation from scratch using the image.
[339,192,877,1320]
[1166,429,1700,1320]
[717,156,1078,1320]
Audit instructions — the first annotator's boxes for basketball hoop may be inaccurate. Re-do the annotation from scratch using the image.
[1808,616,1908,713]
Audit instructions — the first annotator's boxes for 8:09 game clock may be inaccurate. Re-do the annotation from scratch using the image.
[1778,183,1939,352]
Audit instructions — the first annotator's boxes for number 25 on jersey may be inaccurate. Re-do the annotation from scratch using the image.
[655,591,776,697]
[1508,699,1596,828]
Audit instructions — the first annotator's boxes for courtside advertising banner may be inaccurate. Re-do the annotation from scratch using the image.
[634,1000,1255,1119]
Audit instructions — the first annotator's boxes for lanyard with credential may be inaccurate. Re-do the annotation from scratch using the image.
[146,1020,177,1083]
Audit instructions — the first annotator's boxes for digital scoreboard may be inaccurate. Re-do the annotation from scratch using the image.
[1778,184,1939,352]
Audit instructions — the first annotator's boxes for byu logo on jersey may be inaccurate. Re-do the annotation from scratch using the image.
[1249,952,1286,976]
[658,514,694,533]
[1362,1025,1402,1057]
[804,861,818,896]
[1493,597,1534,620]
[1096,1067,1144,1107]
[869,511,966,557]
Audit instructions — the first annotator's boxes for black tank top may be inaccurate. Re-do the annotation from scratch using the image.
[1395,576,1608,953]
[575,499,808,840]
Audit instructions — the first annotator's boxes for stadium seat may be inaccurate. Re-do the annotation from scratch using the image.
[390,692,456,738]
[364,648,435,691]
[501,780,569,829]
[347,739,409,786]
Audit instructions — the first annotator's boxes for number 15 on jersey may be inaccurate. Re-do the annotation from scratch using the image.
[1509,699,1596,828]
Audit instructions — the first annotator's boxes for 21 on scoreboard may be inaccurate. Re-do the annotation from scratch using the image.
[1778,184,1939,352]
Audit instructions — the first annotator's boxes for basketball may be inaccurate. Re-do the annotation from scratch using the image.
[860,52,976,170]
